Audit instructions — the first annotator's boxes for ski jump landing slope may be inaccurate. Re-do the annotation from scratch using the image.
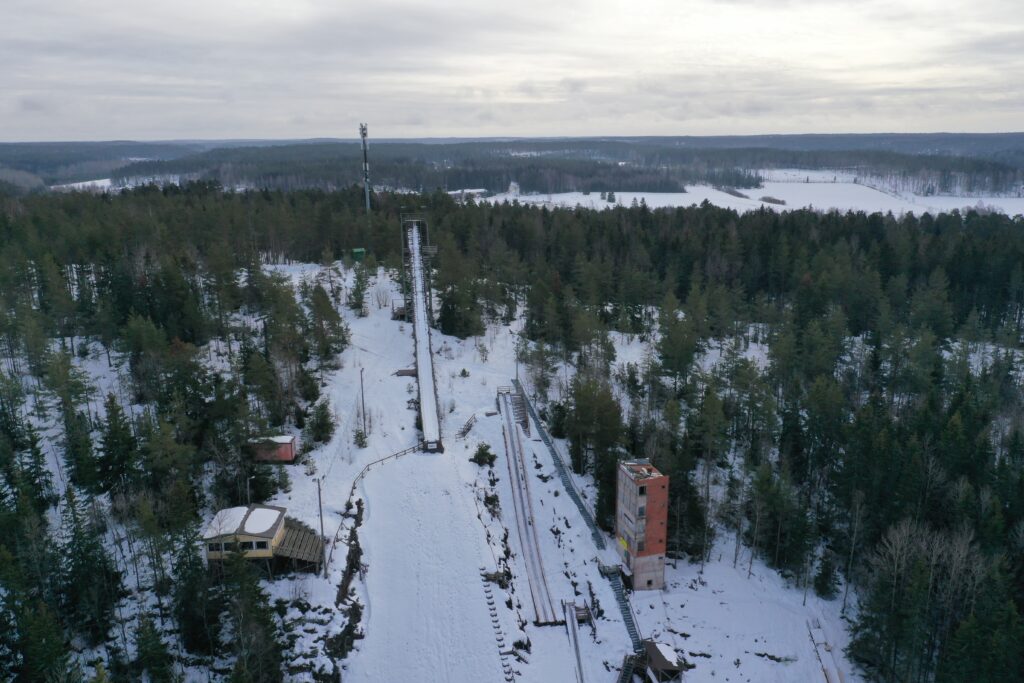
[345,454,506,682]
[408,224,442,450]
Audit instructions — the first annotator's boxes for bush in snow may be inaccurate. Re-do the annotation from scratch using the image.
[470,443,496,467]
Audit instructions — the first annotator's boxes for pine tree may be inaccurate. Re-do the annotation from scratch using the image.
[813,552,839,599]
[17,601,70,683]
[97,394,138,494]
[18,427,56,514]
[62,411,98,492]
[658,313,697,392]
[58,490,123,646]
[348,264,369,314]
[565,375,622,528]
[307,283,347,360]
[134,614,174,682]
[306,400,334,444]
[224,553,283,683]
[172,529,222,655]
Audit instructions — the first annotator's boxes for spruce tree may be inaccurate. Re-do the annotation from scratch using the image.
[18,427,56,514]
[134,614,174,682]
[348,264,369,314]
[224,552,283,683]
[172,529,221,655]
[62,411,98,492]
[97,394,138,494]
[58,490,123,646]
[17,601,69,683]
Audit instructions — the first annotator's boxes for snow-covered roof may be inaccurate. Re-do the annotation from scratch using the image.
[244,506,283,534]
[249,435,295,445]
[655,642,679,666]
[644,640,682,670]
[203,506,248,539]
[203,504,286,540]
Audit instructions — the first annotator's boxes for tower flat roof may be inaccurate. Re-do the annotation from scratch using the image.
[620,459,665,480]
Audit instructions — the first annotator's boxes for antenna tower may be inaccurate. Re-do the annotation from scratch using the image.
[359,123,371,214]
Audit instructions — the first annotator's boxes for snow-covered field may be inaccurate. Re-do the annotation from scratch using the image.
[51,177,114,192]
[485,176,1024,217]
[52,169,1024,217]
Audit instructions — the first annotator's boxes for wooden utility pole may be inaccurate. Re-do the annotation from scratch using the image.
[317,477,326,575]
[360,367,367,435]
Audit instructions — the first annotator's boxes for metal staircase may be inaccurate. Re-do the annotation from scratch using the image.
[616,654,638,683]
[606,570,643,652]
[512,379,605,550]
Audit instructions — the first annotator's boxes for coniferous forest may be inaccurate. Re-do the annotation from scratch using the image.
[2,182,1024,680]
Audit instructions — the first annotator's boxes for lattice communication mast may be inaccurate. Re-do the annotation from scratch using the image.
[359,123,371,214]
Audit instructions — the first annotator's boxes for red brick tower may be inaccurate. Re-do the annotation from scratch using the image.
[615,459,669,589]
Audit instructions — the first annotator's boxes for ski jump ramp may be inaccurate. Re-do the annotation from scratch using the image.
[406,222,443,452]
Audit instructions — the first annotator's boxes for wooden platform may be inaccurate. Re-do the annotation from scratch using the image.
[277,518,325,565]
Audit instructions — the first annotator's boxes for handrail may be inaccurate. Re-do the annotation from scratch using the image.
[346,442,423,501]
[512,379,606,550]
[326,442,423,568]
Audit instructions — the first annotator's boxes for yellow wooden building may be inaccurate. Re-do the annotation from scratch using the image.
[203,504,323,570]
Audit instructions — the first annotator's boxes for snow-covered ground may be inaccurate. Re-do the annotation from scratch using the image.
[16,259,861,681]
[50,177,114,192]
[347,454,507,681]
[485,179,1024,217]
[632,545,853,683]
[260,261,864,682]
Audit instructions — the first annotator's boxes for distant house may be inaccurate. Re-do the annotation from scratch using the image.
[249,435,297,463]
[203,504,324,572]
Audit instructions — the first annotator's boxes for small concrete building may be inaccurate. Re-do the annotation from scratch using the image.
[615,460,669,590]
[203,504,324,571]
[249,435,297,463]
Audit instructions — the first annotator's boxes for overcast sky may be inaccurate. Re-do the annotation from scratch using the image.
[2,0,1022,141]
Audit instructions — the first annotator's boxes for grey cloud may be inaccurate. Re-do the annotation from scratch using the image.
[18,97,49,113]
[1,0,1022,140]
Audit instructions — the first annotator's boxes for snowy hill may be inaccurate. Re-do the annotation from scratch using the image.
[265,263,861,682]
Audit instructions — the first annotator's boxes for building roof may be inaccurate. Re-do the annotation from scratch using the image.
[249,435,296,446]
[620,459,665,481]
[644,640,682,671]
[203,504,286,540]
